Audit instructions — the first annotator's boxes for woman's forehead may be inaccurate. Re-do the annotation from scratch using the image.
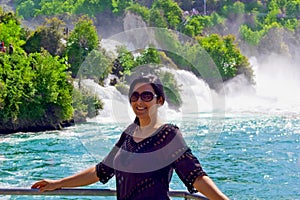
[133,82,154,92]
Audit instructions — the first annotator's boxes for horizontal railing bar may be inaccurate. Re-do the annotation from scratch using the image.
[0,188,208,200]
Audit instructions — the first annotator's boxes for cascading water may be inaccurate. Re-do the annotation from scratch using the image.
[224,55,300,116]
[80,54,300,125]
[79,68,218,125]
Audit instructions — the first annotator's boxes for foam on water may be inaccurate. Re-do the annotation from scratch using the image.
[79,55,300,125]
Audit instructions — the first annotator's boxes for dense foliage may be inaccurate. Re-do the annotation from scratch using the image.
[23,17,66,56]
[13,0,300,61]
[0,9,103,133]
[0,8,25,50]
[0,50,73,131]
[112,45,161,78]
[66,15,99,77]
[15,0,131,18]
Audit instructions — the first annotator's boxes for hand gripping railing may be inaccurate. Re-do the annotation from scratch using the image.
[0,188,208,200]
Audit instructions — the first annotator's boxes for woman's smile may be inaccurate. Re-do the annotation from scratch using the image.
[136,106,147,111]
[130,83,159,122]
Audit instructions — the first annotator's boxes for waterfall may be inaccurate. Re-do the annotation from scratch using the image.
[80,56,300,125]
[79,79,133,125]
[78,67,221,125]
[224,56,300,115]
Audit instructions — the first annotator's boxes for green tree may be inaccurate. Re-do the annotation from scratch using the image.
[116,46,137,77]
[182,15,217,37]
[286,0,300,18]
[126,3,151,22]
[23,17,66,56]
[240,24,265,45]
[0,50,73,123]
[0,9,25,48]
[72,88,103,122]
[221,1,245,20]
[79,49,112,85]
[16,0,35,19]
[74,0,111,16]
[112,0,133,14]
[159,71,182,109]
[29,50,73,120]
[36,0,67,16]
[198,34,252,82]
[116,46,161,78]
[136,47,161,66]
[0,8,105,133]
[182,16,203,37]
[66,15,99,77]
[15,0,42,19]
[152,0,183,29]
[0,53,33,120]
[149,8,168,28]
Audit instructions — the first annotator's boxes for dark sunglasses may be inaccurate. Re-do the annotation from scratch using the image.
[130,91,158,102]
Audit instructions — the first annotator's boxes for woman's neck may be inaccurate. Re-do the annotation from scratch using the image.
[134,117,163,141]
[139,115,162,128]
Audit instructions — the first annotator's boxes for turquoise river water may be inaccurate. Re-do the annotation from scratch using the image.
[0,114,300,200]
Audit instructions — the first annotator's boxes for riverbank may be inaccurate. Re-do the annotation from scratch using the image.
[0,115,76,135]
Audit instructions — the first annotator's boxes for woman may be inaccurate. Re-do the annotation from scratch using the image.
[32,75,229,200]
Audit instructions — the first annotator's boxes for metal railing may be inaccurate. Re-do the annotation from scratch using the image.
[0,188,208,200]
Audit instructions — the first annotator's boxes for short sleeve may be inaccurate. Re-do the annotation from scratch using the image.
[172,148,208,193]
[95,162,114,184]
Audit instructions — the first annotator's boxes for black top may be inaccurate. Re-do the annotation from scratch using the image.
[96,123,207,200]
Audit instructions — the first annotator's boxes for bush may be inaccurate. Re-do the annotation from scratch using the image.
[66,15,99,77]
[72,88,103,121]
[159,71,182,109]
[151,0,182,29]
[126,3,150,22]
[0,50,73,123]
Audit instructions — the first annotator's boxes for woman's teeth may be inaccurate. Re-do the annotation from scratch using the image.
[137,106,146,110]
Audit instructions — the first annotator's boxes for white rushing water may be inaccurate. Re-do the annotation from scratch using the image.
[79,53,300,126]
[224,56,300,116]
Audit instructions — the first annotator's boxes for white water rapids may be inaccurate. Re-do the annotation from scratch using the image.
[79,53,300,126]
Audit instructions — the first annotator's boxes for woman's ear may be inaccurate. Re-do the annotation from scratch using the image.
[157,97,164,106]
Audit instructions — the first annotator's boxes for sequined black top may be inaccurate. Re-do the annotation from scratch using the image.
[96,123,207,200]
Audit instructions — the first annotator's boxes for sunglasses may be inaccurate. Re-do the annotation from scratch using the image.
[130,91,158,102]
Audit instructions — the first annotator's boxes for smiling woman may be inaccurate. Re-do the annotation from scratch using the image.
[128,75,164,128]
[31,74,229,200]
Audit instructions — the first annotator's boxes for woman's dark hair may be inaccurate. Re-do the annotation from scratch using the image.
[128,74,165,125]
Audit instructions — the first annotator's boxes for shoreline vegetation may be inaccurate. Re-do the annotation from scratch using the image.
[1,0,299,134]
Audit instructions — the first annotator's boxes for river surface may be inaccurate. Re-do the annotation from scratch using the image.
[1,55,300,199]
[1,113,299,200]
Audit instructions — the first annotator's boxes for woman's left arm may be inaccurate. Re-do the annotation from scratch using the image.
[193,175,230,200]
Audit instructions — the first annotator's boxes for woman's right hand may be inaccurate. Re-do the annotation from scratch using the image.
[30,166,99,192]
[31,179,62,192]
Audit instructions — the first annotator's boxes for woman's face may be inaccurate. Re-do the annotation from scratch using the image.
[130,82,162,120]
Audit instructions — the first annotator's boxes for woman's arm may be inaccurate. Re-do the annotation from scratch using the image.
[193,175,230,200]
[31,166,99,192]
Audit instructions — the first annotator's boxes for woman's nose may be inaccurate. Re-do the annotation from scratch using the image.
[136,96,143,102]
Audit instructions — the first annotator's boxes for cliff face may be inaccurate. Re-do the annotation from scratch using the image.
[0,0,14,12]
[95,11,151,39]
[94,11,124,39]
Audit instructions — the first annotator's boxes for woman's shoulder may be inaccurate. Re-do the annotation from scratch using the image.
[123,123,138,135]
[159,123,180,135]
[115,123,137,147]
[162,123,180,130]
[153,123,183,144]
